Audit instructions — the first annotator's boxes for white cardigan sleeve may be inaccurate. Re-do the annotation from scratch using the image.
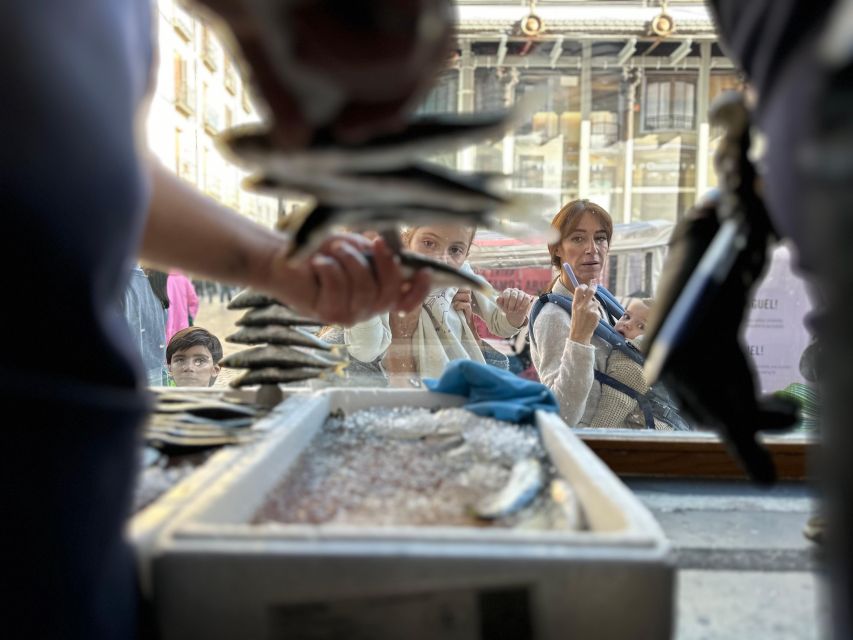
[472,289,518,338]
[343,313,391,363]
[463,262,518,338]
[530,306,596,426]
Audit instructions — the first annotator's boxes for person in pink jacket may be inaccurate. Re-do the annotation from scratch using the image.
[166,270,200,342]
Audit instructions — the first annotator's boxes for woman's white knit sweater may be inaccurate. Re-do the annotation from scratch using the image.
[530,280,610,427]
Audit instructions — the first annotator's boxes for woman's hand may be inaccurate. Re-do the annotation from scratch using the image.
[496,288,534,328]
[568,283,600,345]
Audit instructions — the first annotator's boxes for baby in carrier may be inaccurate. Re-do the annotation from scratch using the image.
[597,298,678,430]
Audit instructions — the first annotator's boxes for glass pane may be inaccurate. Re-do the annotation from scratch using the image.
[589,70,624,217]
[707,71,746,188]
[632,72,698,222]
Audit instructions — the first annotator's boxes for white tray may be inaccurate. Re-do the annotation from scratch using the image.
[149,389,674,640]
[130,387,305,595]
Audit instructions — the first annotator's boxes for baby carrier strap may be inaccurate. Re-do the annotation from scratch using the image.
[529,291,644,366]
[594,369,656,429]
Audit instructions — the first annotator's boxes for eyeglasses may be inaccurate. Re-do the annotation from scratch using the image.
[171,356,212,369]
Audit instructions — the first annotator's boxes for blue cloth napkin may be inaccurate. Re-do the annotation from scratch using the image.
[424,360,559,424]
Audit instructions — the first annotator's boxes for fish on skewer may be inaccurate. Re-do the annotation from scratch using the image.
[148,413,255,430]
[152,400,259,419]
[227,289,282,310]
[235,304,321,328]
[220,344,345,370]
[277,200,552,262]
[216,106,532,175]
[226,325,335,351]
[242,162,509,214]
[280,202,488,259]
[230,366,341,388]
[398,251,497,298]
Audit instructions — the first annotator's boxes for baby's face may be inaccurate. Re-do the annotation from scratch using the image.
[614,300,650,340]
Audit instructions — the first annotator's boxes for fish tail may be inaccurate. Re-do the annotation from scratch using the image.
[319,360,349,379]
[329,345,348,359]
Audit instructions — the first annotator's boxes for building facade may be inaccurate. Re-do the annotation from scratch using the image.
[146,0,279,228]
[434,1,740,224]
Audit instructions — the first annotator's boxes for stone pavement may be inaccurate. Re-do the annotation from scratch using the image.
[626,479,829,639]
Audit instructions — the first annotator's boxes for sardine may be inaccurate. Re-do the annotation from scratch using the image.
[146,429,254,448]
[217,106,531,174]
[474,458,544,520]
[228,288,282,310]
[153,400,259,419]
[398,251,497,297]
[279,201,489,258]
[243,161,508,213]
[280,199,553,261]
[226,325,333,351]
[149,413,255,431]
[423,433,466,454]
[220,345,344,370]
[236,304,320,327]
[230,365,339,388]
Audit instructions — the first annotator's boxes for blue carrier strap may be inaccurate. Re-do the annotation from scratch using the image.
[594,370,656,429]
[592,286,625,324]
[528,291,644,366]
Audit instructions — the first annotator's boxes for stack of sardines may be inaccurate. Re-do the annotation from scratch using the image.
[220,288,346,388]
[146,389,261,449]
[215,94,553,268]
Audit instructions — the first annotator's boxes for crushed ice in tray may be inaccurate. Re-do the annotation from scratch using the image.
[133,450,216,513]
[252,406,575,529]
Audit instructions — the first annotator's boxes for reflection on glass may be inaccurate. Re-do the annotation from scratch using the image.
[631,71,697,223]
[707,70,745,189]
[138,8,815,434]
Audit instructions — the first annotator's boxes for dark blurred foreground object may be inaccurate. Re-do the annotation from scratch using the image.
[642,92,797,485]
[707,0,853,635]
[191,0,455,148]
[190,0,546,288]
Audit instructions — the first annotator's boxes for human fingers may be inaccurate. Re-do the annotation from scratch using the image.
[572,284,592,309]
[317,232,372,254]
[516,292,534,315]
[370,236,404,314]
[393,268,432,313]
[327,240,377,320]
[506,288,527,313]
[497,289,520,312]
[311,255,352,324]
[453,289,472,304]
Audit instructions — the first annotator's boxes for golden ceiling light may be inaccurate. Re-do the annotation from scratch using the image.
[650,1,676,37]
[521,0,545,37]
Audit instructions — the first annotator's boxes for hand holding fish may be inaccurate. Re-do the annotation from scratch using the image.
[496,288,533,329]
[264,234,431,326]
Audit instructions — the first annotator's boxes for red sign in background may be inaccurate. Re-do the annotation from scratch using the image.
[475,267,553,296]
